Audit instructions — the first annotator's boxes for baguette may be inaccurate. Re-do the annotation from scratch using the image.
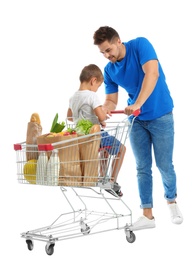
[26,113,42,161]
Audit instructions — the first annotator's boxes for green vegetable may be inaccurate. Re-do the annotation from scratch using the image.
[75,119,93,135]
[66,127,76,134]
[50,113,65,133]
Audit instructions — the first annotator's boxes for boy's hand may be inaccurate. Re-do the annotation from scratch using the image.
[102,106,112,118]
[100,121,106,128]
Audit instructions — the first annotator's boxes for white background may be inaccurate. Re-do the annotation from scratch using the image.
[1,0,191,259]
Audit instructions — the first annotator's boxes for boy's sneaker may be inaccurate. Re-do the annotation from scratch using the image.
[129,216,156,231]
[168,203,183,224]
[105,182,123,197]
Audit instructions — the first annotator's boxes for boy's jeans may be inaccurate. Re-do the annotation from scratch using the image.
[129,112,177,208]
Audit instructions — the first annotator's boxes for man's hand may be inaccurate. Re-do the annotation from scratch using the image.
[102,93,118,117]
[124,104,141,116]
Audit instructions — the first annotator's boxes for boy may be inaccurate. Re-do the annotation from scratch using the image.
[67,64,126,196]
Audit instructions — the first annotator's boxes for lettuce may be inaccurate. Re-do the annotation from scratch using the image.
[75,119,93,135]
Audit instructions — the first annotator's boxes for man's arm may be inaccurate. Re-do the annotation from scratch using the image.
[124,60,159,115]
[102,92,118,115]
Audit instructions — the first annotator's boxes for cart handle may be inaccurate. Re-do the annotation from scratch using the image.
[111,109,141,116]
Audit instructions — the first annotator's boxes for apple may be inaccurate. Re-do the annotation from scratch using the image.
[63,132,70,136]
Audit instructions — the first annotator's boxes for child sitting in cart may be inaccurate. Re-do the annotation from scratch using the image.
[67,64,126,197]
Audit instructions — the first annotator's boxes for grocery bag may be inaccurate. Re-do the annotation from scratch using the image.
[78,125,101,186]
[37,133,82,186]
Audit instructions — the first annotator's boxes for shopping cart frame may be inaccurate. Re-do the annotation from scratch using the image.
[14,110,140,255]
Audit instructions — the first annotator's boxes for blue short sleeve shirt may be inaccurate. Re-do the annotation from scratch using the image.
[104,37,174,120]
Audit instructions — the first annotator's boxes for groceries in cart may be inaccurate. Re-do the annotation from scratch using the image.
[14,111,130,193]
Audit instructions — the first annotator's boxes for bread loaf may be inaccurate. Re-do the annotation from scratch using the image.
[89,124,101,134]
[26,113,42,161]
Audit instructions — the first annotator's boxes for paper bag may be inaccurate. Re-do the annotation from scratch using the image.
[37,134,82,186]
[78,125,101,186]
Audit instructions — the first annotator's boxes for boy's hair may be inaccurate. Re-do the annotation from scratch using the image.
[93,26,119,45]
[79,64,103,83]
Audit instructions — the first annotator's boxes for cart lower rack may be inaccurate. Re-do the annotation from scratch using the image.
[14,113,139,255]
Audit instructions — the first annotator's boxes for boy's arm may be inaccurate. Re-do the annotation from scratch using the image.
[67,108,73,121]
[94,106,108,128]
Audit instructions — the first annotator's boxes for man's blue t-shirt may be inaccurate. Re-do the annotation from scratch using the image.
[104,37,174,120]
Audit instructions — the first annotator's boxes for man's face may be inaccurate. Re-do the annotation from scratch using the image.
[97,39,122,63]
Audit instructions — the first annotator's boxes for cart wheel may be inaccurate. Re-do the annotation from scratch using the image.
[26,239,34,251]
[126,231,136,243]
[81,224,90,235]
[45,243,55,255]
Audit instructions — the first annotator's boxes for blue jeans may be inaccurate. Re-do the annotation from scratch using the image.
[129,112,177,209]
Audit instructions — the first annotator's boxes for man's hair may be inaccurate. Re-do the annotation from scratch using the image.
[93,26,119,45]
[79,64,103,83]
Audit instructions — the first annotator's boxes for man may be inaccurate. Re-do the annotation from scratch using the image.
[93,26,183,230]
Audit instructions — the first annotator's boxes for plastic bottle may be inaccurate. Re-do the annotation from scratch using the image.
[46,149,60,186]
[36,152,48,185]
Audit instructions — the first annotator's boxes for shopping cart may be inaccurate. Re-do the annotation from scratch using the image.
[14,110,140,255]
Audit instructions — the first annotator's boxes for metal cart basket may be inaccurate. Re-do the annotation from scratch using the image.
[14,111,139,255]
